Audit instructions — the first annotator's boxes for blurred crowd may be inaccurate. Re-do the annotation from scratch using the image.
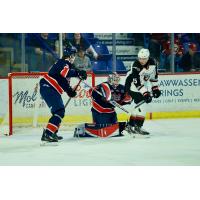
[1,33,200,77]
[147,33,200,72]
[25,33,98,72]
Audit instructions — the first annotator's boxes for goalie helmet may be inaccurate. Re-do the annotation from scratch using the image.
[138,48,150,59]
[108,72,120,87]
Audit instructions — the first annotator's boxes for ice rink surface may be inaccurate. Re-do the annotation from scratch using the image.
[0,118,200,166]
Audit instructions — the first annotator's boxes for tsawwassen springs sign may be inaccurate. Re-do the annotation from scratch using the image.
[95,73,200,114]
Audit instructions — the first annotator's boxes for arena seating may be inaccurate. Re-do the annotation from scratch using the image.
[92,60,110,74]
[92,43,110,54]
[48,33,58,40]
[108,59,127,74]
[66,33,99,44]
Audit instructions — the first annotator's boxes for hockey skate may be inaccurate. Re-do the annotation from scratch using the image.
[122,123,136,137]
[54,131,63,140]
[73,124,86,138]
[73,128,80,138]
[124,124,150,138]
[134,125,150,135]
[40,129,58,146]
[125,123,136,134]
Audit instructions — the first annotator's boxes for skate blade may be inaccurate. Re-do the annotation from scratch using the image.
[122,130,133,137]
[133,134,151,139]
[40,141,59,146]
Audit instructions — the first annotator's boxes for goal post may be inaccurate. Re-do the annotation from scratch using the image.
[1,72,95,136]
[8,72,47,135]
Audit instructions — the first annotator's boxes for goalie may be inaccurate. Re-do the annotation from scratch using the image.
[74,72,132,138]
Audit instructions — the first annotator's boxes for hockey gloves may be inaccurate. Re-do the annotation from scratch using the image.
[78,70,87,80]
[152,86,161,98]
[67,87,77,98]
[118,93,132,105]
[143,91,152,103]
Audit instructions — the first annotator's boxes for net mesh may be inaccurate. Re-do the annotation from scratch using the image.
[0,72,94,135]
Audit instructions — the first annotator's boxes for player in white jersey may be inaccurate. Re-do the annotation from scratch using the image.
[125,48,161,135]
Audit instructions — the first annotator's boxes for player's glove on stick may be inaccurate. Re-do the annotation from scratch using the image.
[67,87,77,97]
[143,91,152,103]
[78,70,87,80]
[152,86,161,98]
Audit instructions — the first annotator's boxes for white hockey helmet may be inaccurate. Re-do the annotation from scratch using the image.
[108,72,120,87]
[138,48,150,59]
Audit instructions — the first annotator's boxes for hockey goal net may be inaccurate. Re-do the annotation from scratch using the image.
[0,72,95,136]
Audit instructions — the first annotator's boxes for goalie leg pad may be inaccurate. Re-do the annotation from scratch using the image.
[91,108,118,124]
[74,122,126,138]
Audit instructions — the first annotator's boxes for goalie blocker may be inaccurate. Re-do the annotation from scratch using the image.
[74,122,126,138]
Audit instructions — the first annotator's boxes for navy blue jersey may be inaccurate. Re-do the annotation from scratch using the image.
[40,59,79,95]
[91,82,132,113]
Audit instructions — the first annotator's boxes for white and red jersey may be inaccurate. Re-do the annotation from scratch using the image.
[125,58,159,95]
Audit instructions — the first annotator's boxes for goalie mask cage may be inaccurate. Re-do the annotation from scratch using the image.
[1,72,95,136]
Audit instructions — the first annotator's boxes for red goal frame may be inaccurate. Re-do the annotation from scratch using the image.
[7,72,95,135]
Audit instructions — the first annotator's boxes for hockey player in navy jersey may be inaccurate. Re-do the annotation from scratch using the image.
[74,72,132,138]
[125,48,161,135]
[39,45,87,143]
[91,72,132,124]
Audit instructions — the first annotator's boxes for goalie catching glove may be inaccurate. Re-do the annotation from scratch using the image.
[78,70,87,80]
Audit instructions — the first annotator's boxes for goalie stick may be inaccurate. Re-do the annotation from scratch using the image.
[81,80,145,114]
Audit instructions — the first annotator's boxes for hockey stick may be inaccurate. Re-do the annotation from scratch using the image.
[110,98,145,113]
[134,99,145,109]
[81,80,145,114]
[64,79,82,108]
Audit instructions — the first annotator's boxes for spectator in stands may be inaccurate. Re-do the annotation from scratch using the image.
[27,33,56,71]
[55,33,71,55]
[148,33,168,64]
[177,33,193,44]
[73,46,92,71]
[70,33,98,60]
[193,33,200,45]
[33,33,56,56]
[161,37,184,71]
[179,43,200,71]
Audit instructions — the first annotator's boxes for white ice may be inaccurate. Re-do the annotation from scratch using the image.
[0,118,200,166]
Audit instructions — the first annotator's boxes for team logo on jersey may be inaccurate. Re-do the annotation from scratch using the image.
[136,67,140,72]
[144,74,150,81]
[133,78,137,84]
[112,93,121,102]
